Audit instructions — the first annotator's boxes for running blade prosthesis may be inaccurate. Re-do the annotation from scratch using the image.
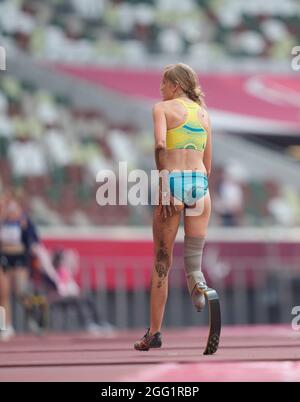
[197,285,221,355]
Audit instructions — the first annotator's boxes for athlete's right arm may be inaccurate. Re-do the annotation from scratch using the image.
[152,102,167,171]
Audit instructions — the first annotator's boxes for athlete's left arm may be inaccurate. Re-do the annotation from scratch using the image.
[203,111,212,178]
[152,102,176,218]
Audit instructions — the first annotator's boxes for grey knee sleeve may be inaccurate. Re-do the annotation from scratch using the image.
[184,236,206,295]
[184,236,207,311]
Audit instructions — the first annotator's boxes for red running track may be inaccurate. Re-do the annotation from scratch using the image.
[0,325,300,382]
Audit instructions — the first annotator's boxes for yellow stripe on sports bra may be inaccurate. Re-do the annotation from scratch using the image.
[166,98,208,151]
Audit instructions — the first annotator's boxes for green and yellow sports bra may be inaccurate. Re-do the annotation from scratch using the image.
[166,98,208,151]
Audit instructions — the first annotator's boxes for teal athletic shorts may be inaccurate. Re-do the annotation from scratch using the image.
[169,171,208,207]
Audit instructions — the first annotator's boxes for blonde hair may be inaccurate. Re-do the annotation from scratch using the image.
[163,63,205,106]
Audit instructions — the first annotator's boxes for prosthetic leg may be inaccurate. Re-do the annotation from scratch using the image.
[184,236,221,355]
[202,286,221,355]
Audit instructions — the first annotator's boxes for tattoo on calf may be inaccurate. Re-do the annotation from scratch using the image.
[155,241,169,288]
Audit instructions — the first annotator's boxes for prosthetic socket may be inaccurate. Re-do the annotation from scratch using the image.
[184,236,207,312]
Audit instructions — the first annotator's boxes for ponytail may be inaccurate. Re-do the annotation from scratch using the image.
[186,86,205,106]
[163,63,206,107]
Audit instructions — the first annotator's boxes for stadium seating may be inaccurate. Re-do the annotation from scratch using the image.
[0,0,299,63]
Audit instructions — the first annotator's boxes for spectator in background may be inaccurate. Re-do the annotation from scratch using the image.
[267,183,300,227]
[214,161,246,226]
[49,248,115,335]
[0,190,61,340]
[0,195,31,340]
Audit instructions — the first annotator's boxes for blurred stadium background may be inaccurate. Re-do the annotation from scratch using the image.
[0,0,300,334]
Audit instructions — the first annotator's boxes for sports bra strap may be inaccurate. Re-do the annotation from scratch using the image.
[175,98,187,106]
[175,98,200,107]
[175,98,199,109]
